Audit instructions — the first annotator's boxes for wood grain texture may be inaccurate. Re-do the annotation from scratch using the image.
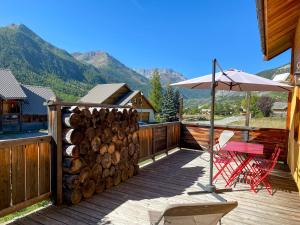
[0,147,11,211]
[25,144,39,200]
[138,122,180,162]
[181,124,288,162]
[39,142,51,195]
[11,145,25,205]
[260,0,300,59]
[0,137,52,218]
[8,149,300,225]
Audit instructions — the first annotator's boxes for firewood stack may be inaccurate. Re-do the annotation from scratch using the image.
[62,106,140,204]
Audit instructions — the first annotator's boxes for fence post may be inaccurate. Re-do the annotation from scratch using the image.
[48,98,63,205]
[166,124,169,155]
[151,127,155,161]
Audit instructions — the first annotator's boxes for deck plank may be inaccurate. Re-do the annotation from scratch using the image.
[8,149,300,225]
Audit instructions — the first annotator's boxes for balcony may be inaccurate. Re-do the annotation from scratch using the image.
[2,121,299,225]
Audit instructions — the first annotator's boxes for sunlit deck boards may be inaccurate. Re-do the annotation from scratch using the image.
[9,149,300,225]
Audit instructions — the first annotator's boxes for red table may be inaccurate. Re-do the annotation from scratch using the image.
[221,141,264,187]
[223,141,264,155]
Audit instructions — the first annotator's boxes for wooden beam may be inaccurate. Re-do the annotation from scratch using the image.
[286,44,295,129]
[0,136,51,148]
[47,102,63,205]
[0,192,50,218]
[48,101,131,109]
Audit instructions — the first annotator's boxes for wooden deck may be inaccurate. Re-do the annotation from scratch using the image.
[8,149,300,225]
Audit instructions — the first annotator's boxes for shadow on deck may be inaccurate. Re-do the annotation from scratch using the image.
[9,149,300,225]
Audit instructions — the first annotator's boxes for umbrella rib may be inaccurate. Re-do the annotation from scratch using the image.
[191,83,205,89]
[276,85,291,92]
[222,73,236,84]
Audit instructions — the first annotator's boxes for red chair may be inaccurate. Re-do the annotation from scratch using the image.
[211,131,236,183]
[243,145,281,195]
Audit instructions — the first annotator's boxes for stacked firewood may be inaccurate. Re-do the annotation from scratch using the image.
[62,106,140,204]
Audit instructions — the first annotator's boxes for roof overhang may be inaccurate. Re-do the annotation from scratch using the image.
[256,0,300,60]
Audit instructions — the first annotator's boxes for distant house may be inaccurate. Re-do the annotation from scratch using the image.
[0,69,55,132]
[21,84,55,130]
[79,83,156,122]
[272,102,288,116]
[200,108,211,115]
[272,73,290,84]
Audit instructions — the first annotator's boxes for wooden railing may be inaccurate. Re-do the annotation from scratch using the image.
[0,135,52,217]
[138,122,181,161]
[181,123,289,162]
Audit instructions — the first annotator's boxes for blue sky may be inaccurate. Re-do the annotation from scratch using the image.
[0,0,290,78]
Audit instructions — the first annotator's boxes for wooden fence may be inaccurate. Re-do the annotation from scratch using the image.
[0,115,289,217]
[138,122,181,161]
[0,135,52,217]
[181,123,289,162]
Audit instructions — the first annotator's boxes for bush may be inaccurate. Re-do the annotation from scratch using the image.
[256,96,274,117]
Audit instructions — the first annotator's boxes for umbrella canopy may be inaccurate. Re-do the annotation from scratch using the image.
[171,69,292,92]
[170,64,292,196]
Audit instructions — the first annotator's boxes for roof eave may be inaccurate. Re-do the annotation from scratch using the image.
[256,0,268,59]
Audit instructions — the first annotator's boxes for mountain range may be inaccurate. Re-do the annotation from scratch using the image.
[0,24,290,102]
[133,68,186,85]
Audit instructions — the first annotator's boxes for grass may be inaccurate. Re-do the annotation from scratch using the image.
[0,200,50,224]
[229,116,286,129]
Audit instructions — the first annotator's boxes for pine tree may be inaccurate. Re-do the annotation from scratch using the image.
[149,70,162,113]
[161,83,178,122]
[174,88,180,117]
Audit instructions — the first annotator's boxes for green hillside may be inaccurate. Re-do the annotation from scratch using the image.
[0,23,290,103]
[72,51,149,94]
[0,24,149,101]
[256,63,290,79]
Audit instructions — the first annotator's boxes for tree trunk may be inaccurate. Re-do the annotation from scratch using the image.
[91,136,101,152]
[99,144,108,155]
[132,131,139,144]
[63,174,80,189]
[63,145,80,158]
[108,143,115,154]
[82,179,96,199]
[101,152,112,169]
[91,163,102,181]
[63,113,82,128]
[79,139,90,155]
[85,127,96,141]
[61,105,140,205]
[79,167,91,184]
[102,168,110,178]
[63,128,84,145]
[109,166,116,177]
[63,158,83,174]
[64,188,82,205]
[95,179,105,193]
[111,151,121,165]
[128,165,135,178]
[128,143,135,156]
[113,170,121,186]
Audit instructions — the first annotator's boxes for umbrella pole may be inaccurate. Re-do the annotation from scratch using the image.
[207,58,216,190]
[189,59,232,200]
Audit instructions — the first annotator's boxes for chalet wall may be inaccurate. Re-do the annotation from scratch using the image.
[288,18,300,191]
[136,109,155,122]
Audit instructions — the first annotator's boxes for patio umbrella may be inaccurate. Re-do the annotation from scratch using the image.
[171,59,292,194]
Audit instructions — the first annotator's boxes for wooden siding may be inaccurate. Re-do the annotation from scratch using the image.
[8,149,300,225]
[181,123,288,162]
[138,122,180,161]
[0,136,52,217]
[138,112,150,122]
[260,0,300,59]
[287,17,300,191]
[130,92,155,110]
[103,85,131,105]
